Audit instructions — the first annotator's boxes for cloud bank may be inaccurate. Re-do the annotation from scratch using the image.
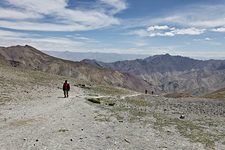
[0,0,127,31]
[126,4,225,37]
[130,25,205,37]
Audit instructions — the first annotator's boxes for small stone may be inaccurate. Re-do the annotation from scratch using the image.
[36,139,39,142]
[124,139,130,143]
[81,128,84,131]
[179,115,185,119]
[108,103,115,106]
[70,139,73,141]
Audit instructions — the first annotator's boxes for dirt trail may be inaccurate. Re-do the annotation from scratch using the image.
[0,86,96,149]
[0,86,210,150]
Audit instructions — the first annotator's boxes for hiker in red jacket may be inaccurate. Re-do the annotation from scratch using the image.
[63,80,70,98]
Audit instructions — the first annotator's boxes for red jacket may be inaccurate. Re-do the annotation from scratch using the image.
[63,82,70,91]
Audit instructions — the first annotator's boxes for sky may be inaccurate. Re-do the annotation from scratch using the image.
[0,0,225,59]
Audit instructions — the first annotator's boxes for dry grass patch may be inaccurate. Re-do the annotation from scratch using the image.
[89,85,132,96]
[153,113,225,149]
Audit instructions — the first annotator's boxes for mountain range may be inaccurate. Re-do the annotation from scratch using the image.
[83,54,225,96]
[0,45,151,92]
[1,45,225,96]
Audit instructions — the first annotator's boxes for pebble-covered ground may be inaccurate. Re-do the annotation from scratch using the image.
[1,65,225,150]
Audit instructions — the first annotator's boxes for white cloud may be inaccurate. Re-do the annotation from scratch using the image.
[172,28,205,35]
[0,30,27,37]
[147,25,169,31]
[0,11,119,32]
[0,0,126,31]
[0,29,89,51]
[100,0,127,14]
[0,21,89,32]
[212,27,225,32]
[0,36,84,52]
[0,8,41,19]
[129,26,205,37]
[122,3,225,38]
[129,29,149,37]
[190,18,225,28]
[205,37,212,41]
[6,0,67,14]
[157,5,225,28]
[193,37,212,42]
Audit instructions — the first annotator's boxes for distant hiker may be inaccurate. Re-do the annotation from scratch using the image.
[151,91,154,95]
[63,80,70,98]
[145,90,148,94]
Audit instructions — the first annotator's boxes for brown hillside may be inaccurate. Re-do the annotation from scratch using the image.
[0,45,151,92]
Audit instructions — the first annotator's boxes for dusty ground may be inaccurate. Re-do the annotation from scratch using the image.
[1,65,225,150]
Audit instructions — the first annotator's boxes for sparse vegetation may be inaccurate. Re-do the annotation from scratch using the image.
[94,113,111,122]
[124,95,150,107]
[164,92,192,98]
[89,85,132,96]
[204,88,225,99]
[89,94,150,123]
[88,90,225,149]
[153,113,225,149]
[128,110,148,122]
[58,128,69,132]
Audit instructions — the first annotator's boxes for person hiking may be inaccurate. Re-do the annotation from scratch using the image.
[63,80,70,98]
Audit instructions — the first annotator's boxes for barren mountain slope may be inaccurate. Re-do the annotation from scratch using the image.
[0,45,151,92]
[83,54,225,96]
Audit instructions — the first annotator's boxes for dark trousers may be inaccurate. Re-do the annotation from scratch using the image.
[64,90,69,97]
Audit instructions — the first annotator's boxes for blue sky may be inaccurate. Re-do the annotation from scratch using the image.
[0,0,225,58]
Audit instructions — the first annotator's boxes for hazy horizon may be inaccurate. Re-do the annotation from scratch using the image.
[44,49,225,61]
[1,0,225,58]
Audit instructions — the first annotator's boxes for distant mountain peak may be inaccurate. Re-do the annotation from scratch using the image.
[24,44,35,48]
[163,53,171,57]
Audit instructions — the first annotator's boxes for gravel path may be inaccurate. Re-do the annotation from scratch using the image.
[0,85,209,150]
